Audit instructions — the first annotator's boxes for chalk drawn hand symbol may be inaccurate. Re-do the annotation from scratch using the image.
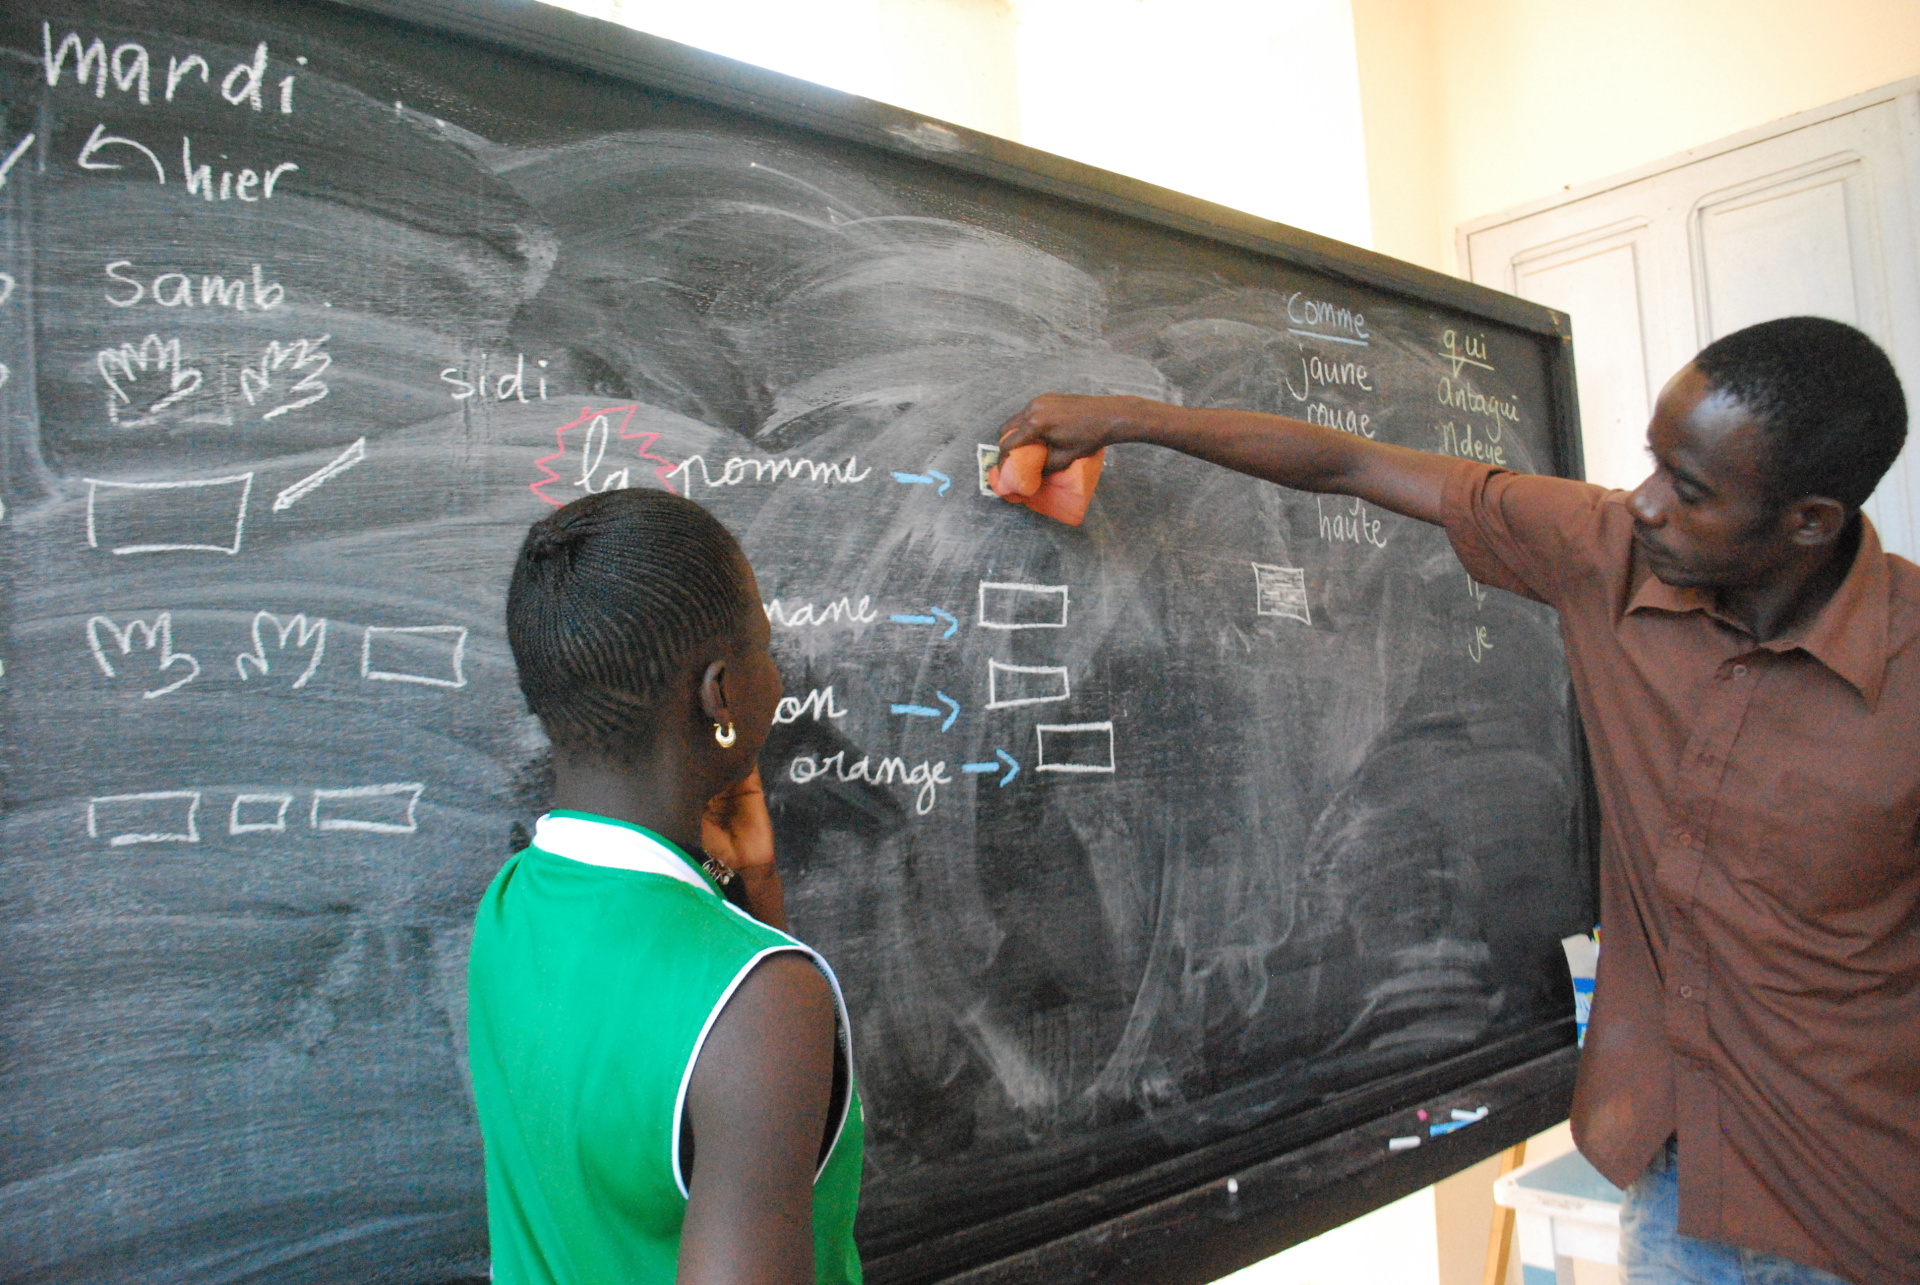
[97,334,202,426]
[235,612,327,688]
[87,612,201,698]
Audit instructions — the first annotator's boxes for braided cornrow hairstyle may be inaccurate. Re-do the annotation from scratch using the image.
[507,489,753,756]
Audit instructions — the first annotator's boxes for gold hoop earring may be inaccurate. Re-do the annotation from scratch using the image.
[713,722,737,748]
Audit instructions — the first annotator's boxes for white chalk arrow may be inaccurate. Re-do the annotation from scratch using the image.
[274,438,366,511]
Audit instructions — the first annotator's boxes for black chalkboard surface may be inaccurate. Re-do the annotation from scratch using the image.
[0,3,1595,1281]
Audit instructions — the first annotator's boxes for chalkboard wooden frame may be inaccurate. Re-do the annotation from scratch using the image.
[316,2,1598,1280]
[14,0,1599,1277]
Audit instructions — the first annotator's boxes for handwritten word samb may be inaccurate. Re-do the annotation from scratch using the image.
[106,261,284,311]
[787,751,952,815]
[44,25,303,114]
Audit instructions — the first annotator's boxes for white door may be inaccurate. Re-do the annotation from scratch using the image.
[1461,80,1920,561]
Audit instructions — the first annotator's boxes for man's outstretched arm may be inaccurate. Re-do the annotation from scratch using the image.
[997,394,1458,525]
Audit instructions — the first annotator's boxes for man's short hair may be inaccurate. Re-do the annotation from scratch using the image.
[507,489,751,755]
[1693,316,1907,509]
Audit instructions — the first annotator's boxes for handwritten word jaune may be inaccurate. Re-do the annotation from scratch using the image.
[44,25,302,114]
[787,751,952,815]
[106,260,284,311]
[1286,353,1374,400]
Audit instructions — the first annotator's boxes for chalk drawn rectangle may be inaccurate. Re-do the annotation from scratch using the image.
[1252,562,1311,625]
[987,660,1070,709]
[230,792,293,835]
[85,473,254,555]
[1034,722,1115,774]
[362,626,468,688]
[310,783,424,834]
[978,581,1068,630]
[88,791,202,845]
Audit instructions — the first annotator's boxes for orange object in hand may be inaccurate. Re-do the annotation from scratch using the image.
[990,443,1105,526]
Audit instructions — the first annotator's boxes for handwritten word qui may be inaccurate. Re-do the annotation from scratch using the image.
[960,750,1020,787]
[891,691,960,732]
[1441,329,1494,378]
[889,606,958,638]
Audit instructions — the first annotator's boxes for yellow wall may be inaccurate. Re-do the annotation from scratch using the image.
[1355,0,1920,271]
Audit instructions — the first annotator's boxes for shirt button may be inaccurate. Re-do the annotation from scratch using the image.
[1679,985,1694,999]
[1731,663,1748,677]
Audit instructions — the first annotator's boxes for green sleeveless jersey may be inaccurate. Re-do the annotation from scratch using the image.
[467,810,864,1284]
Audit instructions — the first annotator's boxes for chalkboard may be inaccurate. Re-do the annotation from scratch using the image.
[0,2,1596,1282]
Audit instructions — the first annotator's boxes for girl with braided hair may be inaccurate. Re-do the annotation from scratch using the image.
[468,488,863,1285]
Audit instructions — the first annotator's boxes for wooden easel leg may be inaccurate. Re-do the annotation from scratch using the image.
[1482,1142,1529,1285]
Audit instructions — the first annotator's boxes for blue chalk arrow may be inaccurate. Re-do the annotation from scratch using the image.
[891,469,952,496]
[890,690,961,731]
[961,749,1020,787]
[888,606,959,638]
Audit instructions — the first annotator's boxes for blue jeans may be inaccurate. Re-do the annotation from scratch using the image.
[1619,1139,1851,1285]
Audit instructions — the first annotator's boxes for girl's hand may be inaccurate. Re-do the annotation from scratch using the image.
[703,769,785,929]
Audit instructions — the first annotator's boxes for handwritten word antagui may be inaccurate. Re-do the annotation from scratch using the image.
[666,454,873,490]
[1287,292,1370,342]
[787,751,952,815]
[105,261,284,311]
[1437,377,1519,430]
[1435,419,1506,467]
[764,597,878,628]
[44,25,304,114]
[442,354,550,403]
[1317,495,1388,549]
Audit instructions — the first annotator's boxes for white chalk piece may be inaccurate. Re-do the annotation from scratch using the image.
[1388,1136,1422,1151]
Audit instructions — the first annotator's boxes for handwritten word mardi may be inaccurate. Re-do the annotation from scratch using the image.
[773,686,850,724]
[664,454,872,489]
[764,597,877,628]
[1437,377,1519,430]
[1317,495,1388,548]
[75,128,297,202]
[1305,401,1373,438]
[1434,419,1506,467]
[44,25,303,114]
[105,260,284,311]
[787,751,952,815]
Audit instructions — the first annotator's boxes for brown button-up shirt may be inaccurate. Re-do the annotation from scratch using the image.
[1442,461,1920,1284]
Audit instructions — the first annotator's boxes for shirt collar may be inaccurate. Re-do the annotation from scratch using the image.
[530,810,721,896]
[1625,516,1891,707]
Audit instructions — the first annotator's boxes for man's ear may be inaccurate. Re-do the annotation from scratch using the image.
[1788,495,1850,548]
[698,659,731,726]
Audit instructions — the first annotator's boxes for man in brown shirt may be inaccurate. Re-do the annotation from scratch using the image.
[1000,316,1915,1284]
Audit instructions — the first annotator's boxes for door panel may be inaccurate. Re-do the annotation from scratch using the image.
[1464,85,1920,559]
